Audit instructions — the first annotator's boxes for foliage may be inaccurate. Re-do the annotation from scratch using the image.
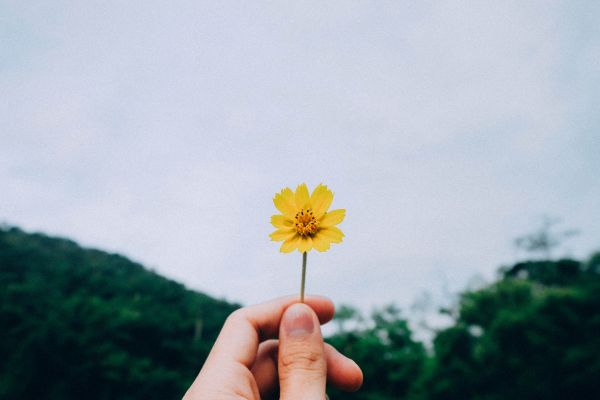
[327,305,427,399]
[326,255,600,400]
[418,256,600,400]
[1,225,599,399]
[0,226,238,399]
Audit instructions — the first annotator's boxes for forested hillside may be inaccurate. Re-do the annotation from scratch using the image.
[1,226,599,399]
[0,226,238,399]
[327,255,600,399]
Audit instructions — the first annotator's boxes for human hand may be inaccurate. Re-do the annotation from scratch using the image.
[183,296,363,399]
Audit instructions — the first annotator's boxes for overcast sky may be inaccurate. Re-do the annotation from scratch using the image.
[2,1,599,315]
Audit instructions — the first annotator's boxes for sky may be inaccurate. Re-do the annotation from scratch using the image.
[2,0,599,318]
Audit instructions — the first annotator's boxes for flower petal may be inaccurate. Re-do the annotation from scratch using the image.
[271,214,294,229]
[294,183,310,210]
[312,234,331,252]
[297,236,313,253]
[273,188,297,218]
[320,209,345,227]
[310,184,333,218]
[270,228,296,242]
[318,226,344,243]
[280,235,301,253]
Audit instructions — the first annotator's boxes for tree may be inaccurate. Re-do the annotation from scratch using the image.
[513,216,578,260]
[327,305,427,399]
[0,226,238,399]
[419,255,600,400]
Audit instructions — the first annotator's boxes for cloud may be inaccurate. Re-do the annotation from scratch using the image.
[2,0,599,310]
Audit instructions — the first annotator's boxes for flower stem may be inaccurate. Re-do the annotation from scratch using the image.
[300,251,307,303]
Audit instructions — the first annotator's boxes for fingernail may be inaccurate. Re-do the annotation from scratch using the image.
[283,303,315,337]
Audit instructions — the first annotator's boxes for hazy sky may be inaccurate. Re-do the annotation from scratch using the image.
[2,1,599,314]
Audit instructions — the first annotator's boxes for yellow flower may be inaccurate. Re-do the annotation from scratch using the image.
[270,183,345,253]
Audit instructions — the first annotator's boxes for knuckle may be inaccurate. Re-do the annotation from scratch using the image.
[280,346,323,372]
[225,308,246,325]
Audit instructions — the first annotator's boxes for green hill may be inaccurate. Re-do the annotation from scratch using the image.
[2,225,599,400]
[0,226,238,399]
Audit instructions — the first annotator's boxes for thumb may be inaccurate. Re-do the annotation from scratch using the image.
[278,303,327,400]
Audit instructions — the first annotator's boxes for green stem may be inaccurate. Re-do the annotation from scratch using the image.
[300,252,307,303]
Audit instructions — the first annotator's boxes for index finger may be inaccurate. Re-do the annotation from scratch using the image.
[206,295,334,368]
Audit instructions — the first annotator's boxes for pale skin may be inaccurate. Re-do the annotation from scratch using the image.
[183,296,363,399]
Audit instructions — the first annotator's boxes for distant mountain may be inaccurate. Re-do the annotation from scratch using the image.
[0,226,239,399]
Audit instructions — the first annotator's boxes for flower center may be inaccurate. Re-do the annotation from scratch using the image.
[294,208,319,237]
